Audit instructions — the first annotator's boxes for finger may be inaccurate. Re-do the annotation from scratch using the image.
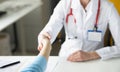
[69,51,78,57]
[67,54,76,61]
[68,52,82,62]
[40,42,43,47]
[71,58,79,62]
[68,56,79,62]
[44,32,51,39]
[38,43,43,51]
[71,54,80,62]
[69,55,83,62]
[38,46,43,51]
[38,37,42,45]
[67,51,78,60]
[37,46,41,51]
[67,55,73,61]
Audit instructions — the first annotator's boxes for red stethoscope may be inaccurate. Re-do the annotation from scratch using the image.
[66,0,76,25]
[66,0,101,31]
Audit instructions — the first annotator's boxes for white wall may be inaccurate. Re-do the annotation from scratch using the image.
[0,0,4,3]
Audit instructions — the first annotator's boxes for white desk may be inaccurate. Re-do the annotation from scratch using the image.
[0,56,58,72]
[0,56,120,72]
[0,0,41,31]
[54,57,120,72]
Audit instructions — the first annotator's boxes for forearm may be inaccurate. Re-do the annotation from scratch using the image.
[21,56,47,72]
[39,48,51,61]
[39,42,51,61]
[96,46,120,60]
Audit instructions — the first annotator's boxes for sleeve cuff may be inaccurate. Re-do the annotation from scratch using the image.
[96,47,113,60]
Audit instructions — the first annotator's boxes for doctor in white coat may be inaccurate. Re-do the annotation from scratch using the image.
[38,0,120,62]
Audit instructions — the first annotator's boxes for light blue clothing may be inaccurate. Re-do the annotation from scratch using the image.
[21,55,47,72]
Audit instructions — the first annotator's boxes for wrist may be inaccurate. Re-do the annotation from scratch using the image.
[40,32,51,40]
[89,52,100,60]
[39,46,51,60]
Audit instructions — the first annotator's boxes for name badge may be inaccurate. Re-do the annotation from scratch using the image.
[87,30,102,42]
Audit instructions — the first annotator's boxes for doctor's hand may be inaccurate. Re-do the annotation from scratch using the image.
[67,50,100,62]
[38,32,51,51]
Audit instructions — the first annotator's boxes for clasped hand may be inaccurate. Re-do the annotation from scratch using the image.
[67,50,100,62]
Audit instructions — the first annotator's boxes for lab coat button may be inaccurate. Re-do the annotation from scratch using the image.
[75,36,78,39]
[68,38,71,40]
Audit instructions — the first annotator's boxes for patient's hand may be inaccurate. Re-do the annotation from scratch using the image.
[42,37,51,51]
[38,36,52,60]
[67,50,100,62]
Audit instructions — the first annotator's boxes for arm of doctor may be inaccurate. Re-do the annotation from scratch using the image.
[67,50,100,62]
[21,37,52,72]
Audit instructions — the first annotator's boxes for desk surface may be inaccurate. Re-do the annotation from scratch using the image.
[0,0,41,31]
[0,56,58,72]
[54,57,120,72]
[0,56,120,72]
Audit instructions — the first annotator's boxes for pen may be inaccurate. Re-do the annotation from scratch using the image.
[0,61,20,68]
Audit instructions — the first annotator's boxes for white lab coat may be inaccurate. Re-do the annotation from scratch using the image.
[39,0,120,60]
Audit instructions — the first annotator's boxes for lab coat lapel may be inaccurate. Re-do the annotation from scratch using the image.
[85,0,98,28]
[85,1,93,23]
[71,0,83,9]
[71,0,83,27]
[69,0,98,30]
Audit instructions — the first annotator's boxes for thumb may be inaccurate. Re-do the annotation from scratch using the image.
[38,42,43,51]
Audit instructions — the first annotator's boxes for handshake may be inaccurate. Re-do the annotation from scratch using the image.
[38,32,100,62]
[37,32,52,60]
[38,32,51,51]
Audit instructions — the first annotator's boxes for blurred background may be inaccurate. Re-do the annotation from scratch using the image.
[0,0,119,56]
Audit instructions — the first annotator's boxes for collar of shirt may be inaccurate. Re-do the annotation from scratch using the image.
[70,0,99,24]
[70,0,98,13]
[70,0,98,12]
